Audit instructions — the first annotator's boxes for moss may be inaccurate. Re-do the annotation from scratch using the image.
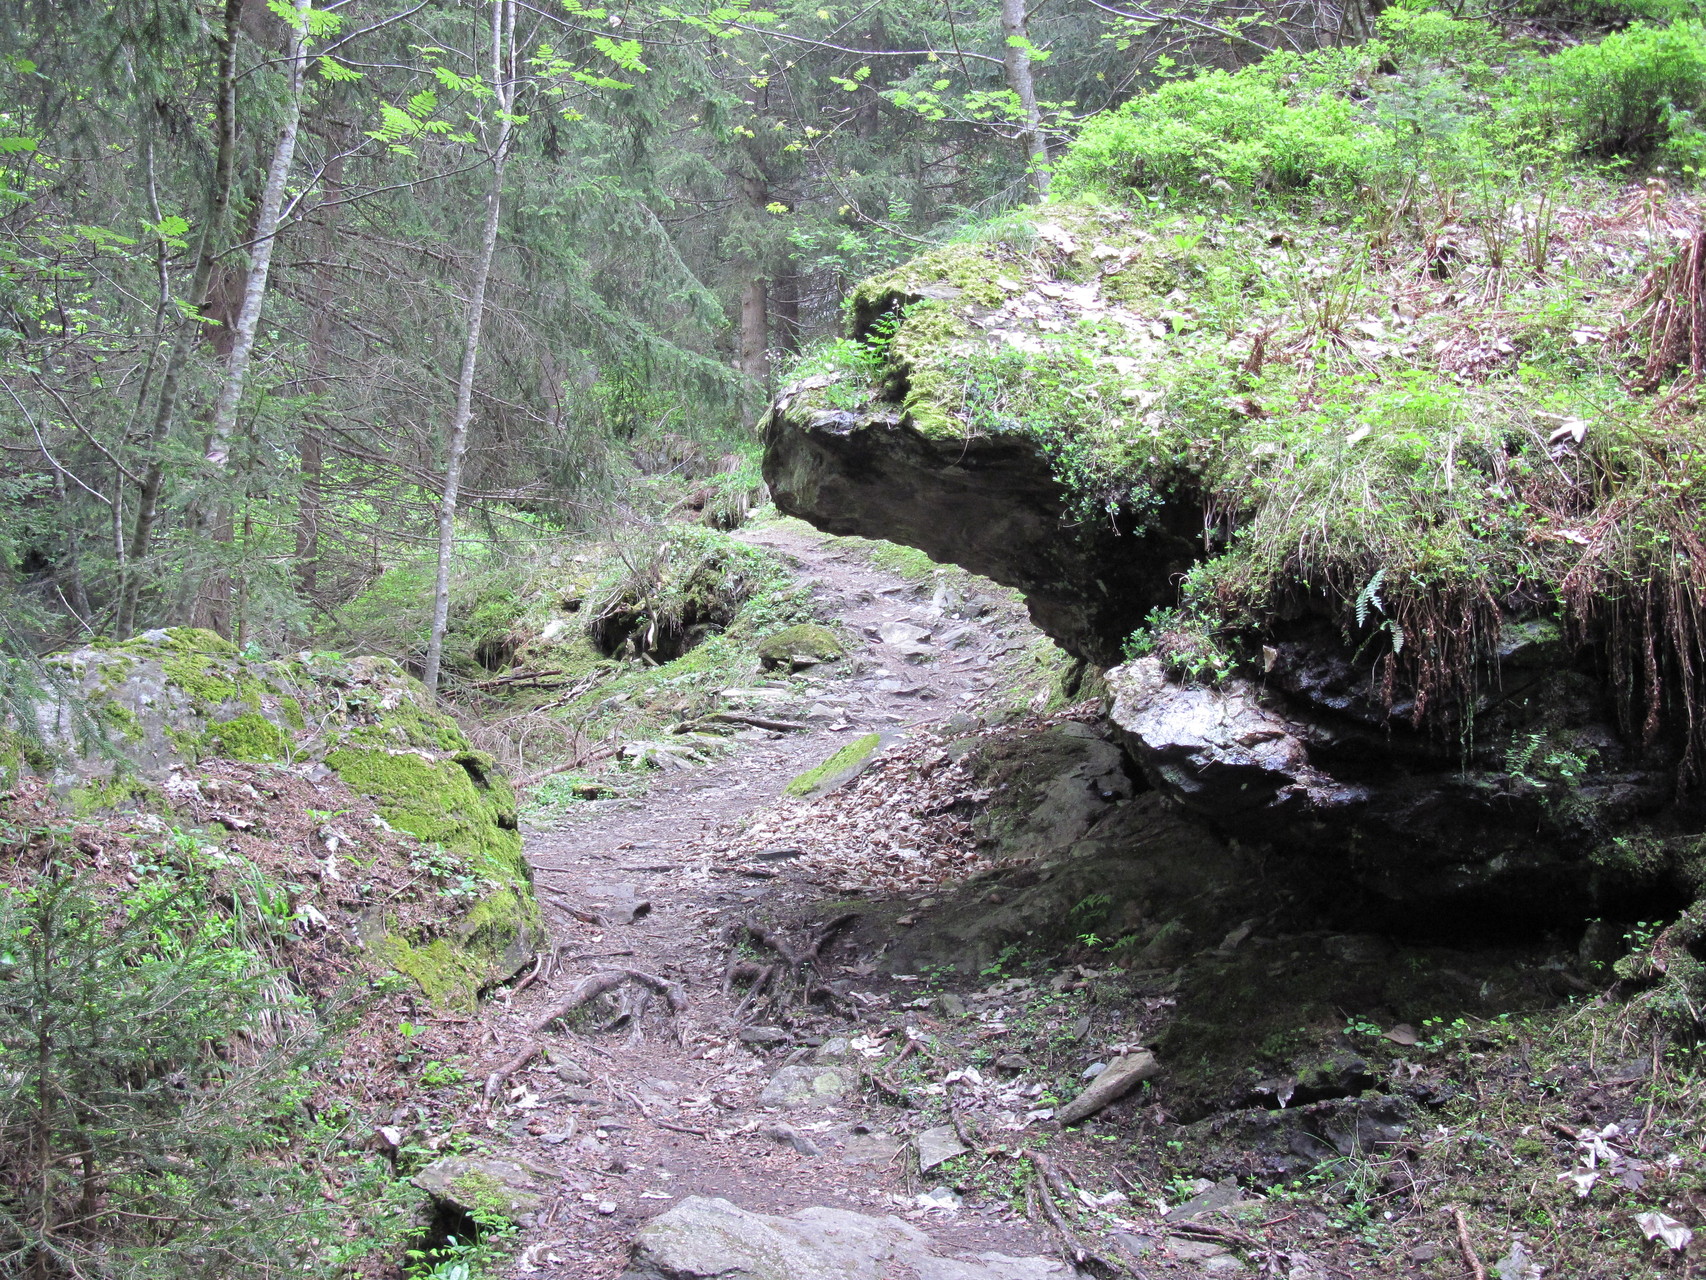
[375,885,544,1011]
[757,623,845,669]
[278,696,306,731]
[324,745,523,880]
[868,542,941,582]
[204,713,293,762]
[785,733,882,798]
[93,698,144,744]
[67,771,159,817]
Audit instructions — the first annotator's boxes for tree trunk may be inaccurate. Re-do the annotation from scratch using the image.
[206,0,311,469]
[1000,0,1050,200]
[738,277,769,386]
[422,0,515,695]
[116,0,243,637]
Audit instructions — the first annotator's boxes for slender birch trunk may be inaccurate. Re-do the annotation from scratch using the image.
[1000,0,1050,199]
[422,0,515,694]
[205,0,312,468]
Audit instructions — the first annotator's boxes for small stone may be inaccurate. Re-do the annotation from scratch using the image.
[995,1053,1030,1072]
[1164,1178,1244,1222]
[934,993,968,1018]
[915,1125,967,1172]
[915,1186,962,1211]
[1081,1061,1108,1079]
[758,1122,823,1156]
[879,621,932,647]
[814,1037,853,1063]
[738,1026,793,1047]
[1407,1243,1443,1263]
[597,1200,617,1215]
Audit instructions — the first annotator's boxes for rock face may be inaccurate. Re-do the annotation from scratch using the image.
[763,391,1197,665]
[1105,652,1674,921]
[621,1196,1083,1280]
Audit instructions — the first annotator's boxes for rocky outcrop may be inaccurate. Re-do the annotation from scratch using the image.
[761,204,1697,922]
[621,1196,1083,1280]
[763,387,1198,666]
[21,627,543,1006]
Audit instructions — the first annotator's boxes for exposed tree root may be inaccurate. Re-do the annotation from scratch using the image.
[1449,1205,1487,1280]
[477,1043,540,1112]
[1027,1152,1129,1279]
[720,912,859,1021]
[533,968,687,1041]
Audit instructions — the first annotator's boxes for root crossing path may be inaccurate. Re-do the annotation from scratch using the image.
[453,524,1070,1278]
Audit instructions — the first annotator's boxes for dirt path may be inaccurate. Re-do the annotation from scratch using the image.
[452,523,1065,1277]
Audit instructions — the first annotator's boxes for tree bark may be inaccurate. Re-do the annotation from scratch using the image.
[205,0,312,469]
[422,0,515,695]
[116,0,243,637]
[1000,0,1050,199]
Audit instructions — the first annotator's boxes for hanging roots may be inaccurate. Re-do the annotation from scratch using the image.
[721,913,859,1022]
[1629,224,1706,394]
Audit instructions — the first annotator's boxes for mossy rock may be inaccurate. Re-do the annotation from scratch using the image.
[757,623,846,670]
[376,885,544,1012]
[785,733,884,798]
[323,745,523,879]
[34,626,543,1010]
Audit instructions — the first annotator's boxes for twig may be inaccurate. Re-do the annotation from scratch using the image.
[655,1119,710,1138]
[701,711,811,732]
[1450,1205,1488,1280]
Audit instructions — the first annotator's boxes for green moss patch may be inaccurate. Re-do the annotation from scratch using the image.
[786,733,883,798]
[324,746,522,880]
[757,623,845,669]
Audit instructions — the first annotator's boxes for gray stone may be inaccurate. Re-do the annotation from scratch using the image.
[412,1157,545,1218]
[1056,1050,1160,1125]
[814,1037,853,1063]
[840,1130,904,1166]
[915,1125,968,1172]
[934,993,969,1018]
[879,621,932,647]
[620,1196,1084,1280]
[758,1122,823,1156]
[1164,1178,1244,1222]
[738,1025,793,1047]
[759,1063,857,1108]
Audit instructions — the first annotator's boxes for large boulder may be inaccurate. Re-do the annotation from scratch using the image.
[621,1196,1083,1280]
[24,628,543,1007]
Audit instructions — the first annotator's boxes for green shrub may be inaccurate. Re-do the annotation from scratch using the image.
[1528,20,1706,158]
[0,873,332,1277]
[1056,62,1388,199]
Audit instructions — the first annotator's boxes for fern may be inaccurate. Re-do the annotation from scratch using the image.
[1355,566,1388,628]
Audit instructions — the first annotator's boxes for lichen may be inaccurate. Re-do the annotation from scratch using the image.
[785,733,882,798]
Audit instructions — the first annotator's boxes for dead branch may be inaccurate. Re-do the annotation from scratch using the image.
[477,1044,539,1112]
[1450,1206,1487,1280]
[1029,1153,1128,1278]
[701,711,811,732]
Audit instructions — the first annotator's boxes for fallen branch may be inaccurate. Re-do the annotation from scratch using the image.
[655,1119,710,1138]
[701,711,811,732]
[1450,1205,1487,1280]
[472,667,565,690]
[477,1044,540,1112]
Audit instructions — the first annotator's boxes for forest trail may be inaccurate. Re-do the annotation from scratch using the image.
[443,523,1079,1278]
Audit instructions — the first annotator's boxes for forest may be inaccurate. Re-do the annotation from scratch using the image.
[9,0,1706,1277]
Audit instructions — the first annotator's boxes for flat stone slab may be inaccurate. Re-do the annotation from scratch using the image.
[759,1062,857,1107]
[916,1125,968,1172]
[620,1195,1084,1280]
[412,1156,544,1218]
